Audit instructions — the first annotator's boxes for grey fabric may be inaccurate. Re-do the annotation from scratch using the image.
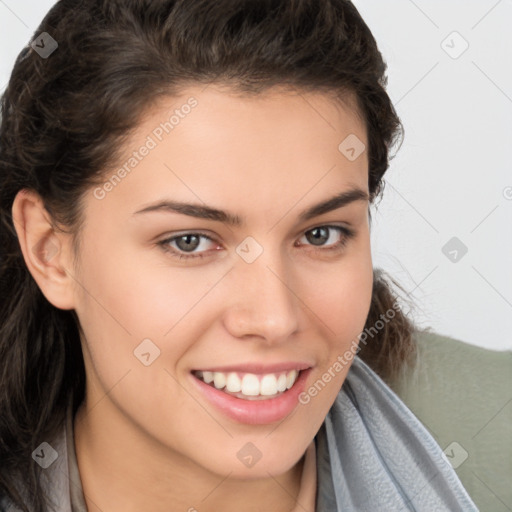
[315,356,479,511]
[2,355,479,511]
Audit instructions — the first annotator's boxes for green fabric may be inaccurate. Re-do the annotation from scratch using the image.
[388,330,512,512]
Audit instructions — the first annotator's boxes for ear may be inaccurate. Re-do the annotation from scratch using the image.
[11,189,76,310]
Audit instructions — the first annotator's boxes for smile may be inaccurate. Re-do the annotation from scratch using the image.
[189,365,313,425]
[192,369,300,400]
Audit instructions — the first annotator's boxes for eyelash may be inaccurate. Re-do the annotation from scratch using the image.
[157,225,356,261]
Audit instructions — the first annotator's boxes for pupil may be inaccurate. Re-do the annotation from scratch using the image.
[178,234,199,252]
[308,227,328,246]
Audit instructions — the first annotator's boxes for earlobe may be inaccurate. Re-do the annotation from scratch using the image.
[11,189,76,310]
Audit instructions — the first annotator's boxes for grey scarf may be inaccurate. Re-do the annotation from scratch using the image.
[315,356,479,511]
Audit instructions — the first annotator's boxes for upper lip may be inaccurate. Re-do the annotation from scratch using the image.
[192,362,312,374]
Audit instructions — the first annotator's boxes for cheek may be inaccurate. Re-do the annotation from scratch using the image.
[297,252,373,429]
[297,245,373,414]
[72,241,227,381]
[74,241,206,334]
[305,245,373,344]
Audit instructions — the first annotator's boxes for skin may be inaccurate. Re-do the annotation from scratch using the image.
[12,85,373,511]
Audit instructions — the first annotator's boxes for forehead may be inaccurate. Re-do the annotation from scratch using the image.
[88,85,369,221]
[131,83,366,157]
[140,83,365,141]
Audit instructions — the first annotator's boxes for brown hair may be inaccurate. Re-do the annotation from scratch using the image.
[0,0,417,509]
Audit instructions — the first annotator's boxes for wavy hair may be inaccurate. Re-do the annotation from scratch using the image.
[0,0,417,509]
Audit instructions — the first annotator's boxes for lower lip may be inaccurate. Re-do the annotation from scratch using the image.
[189,369,312,425]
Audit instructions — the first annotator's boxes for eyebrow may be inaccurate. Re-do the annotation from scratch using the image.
[133,187,369,226]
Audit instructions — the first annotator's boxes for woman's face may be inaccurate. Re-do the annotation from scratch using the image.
[71,85,373,478]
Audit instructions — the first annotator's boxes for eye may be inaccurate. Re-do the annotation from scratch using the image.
[157,225,356,261]
[296,225,355,254]
[157,232,219,260]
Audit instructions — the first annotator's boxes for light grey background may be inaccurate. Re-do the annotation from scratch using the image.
[1,0,511,350]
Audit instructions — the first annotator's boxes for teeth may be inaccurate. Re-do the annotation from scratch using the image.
[226,372,242,393]
[196,369,301,398]
[213,372,226,389]
[241,374,260,396]
[260,374,277,396]
[286,370,298,390]
[277,374,287,392]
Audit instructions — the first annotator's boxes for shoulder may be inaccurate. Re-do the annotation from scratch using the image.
[388,329,512,511]
[389,328,512,453]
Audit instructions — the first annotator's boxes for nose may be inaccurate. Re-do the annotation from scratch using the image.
[222,246,300,345]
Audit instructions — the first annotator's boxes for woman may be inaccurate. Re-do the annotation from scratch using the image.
[0,0,478,511]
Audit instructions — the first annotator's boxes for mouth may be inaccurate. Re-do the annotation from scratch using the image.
[192,369,301,401]
[189,365,313,424]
